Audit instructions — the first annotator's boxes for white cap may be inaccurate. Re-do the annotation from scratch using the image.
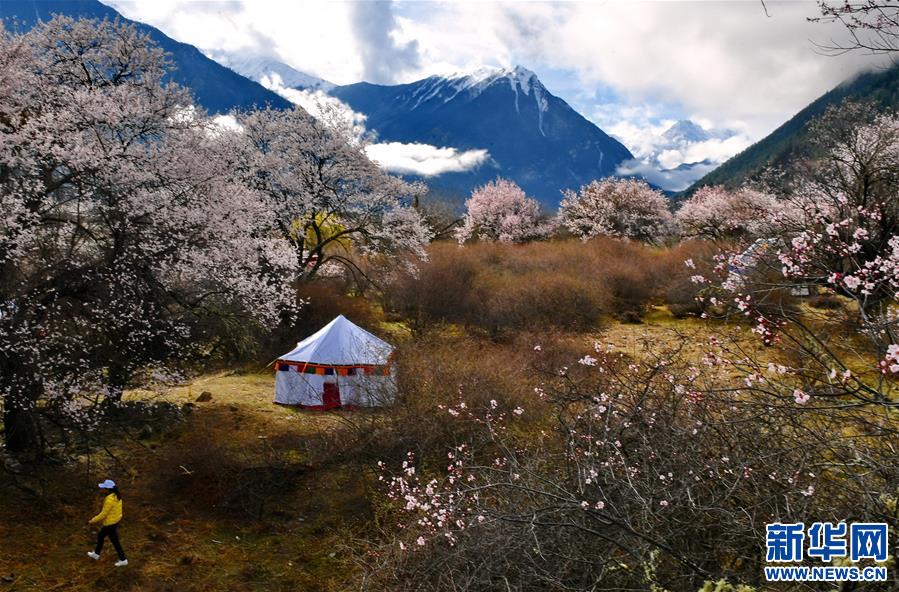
[98,479,116,489]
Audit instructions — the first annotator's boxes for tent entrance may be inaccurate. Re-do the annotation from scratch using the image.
[323,382,341,409]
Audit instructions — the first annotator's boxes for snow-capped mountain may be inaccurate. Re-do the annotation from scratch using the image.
[205,51,334,92]
[663,120,713,144]
[402,66,551,135]
[330,66,633,206]
[664,119,742,145]
[613,119,749,192]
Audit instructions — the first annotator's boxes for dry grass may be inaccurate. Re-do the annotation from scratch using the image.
[0,371,379,592]
[381,238,697,334]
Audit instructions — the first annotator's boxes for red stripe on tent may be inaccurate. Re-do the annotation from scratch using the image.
[273,360,392,375]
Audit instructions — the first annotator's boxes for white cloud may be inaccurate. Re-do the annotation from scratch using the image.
[348,2,421,83]
[617,159,720,193]
[259,71,490,177]
[211,113,242,132]
[365,142,490,177]
[607,119,679,160]
[667,135,753,169]
[108,0,362,83]
[391,1,891,139]
[259,73,368,140]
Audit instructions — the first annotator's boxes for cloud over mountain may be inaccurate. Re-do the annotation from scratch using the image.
[348,1,421,84]
[107,0,893,178]
[610,119,752,191]
[365,143,490,177]
[258,71,490,178]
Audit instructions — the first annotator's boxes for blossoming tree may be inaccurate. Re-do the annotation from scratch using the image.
[558,177,672,244]
[675,185,783,240]
[728,106,899,354]
[0,18,298,453]
[222,107,431,283]
[454,178,548,244]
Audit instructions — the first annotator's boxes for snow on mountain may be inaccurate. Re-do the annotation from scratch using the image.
[407,66,550,135]
[663,120,712,143]
[205,51,334,91]
[414,66,544,102]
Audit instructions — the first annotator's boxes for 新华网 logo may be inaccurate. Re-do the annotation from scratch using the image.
[764,521,888,583]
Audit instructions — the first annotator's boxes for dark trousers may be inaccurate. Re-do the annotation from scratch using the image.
[95,524,126,560]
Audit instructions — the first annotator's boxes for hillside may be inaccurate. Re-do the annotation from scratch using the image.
[0,0,292,113]
[689,63,899,192]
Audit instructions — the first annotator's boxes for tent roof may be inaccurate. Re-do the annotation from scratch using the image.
[277,315,393,366]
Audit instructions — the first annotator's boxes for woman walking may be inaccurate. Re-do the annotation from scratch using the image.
[86,479,128,567]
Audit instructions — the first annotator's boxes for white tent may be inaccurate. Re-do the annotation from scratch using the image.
[273,315,396,408]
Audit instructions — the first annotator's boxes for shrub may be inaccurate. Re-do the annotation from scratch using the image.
[381,238,665,334]
[597,259,654,319]
[380,246,481,330]
[808,294,843,310]
[479,271,610,333]
[658,240,720,318]
[328,333,588,473]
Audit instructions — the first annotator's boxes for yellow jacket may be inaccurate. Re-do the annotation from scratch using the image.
[90,493,123,526]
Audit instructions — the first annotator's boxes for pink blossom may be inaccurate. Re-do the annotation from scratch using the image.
[455,178,549,244]
[676,185,784,240]
[559,177,672,243]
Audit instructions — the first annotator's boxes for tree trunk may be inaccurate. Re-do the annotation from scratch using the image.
[3,393,39,454]
[0,356,41,454]
[106,364,129,403]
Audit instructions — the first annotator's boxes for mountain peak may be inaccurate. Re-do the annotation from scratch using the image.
[205,50,334,91]
[663,119,738,145]
[663,120,710,143]
[409,65,550,135]
[443,65,542,91]
[331,64,633,205]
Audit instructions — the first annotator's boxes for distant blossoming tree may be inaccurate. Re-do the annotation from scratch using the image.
[222,107,430,283]
[455,178,548,244]
[675,185,783,240]
[559,178,672,243]
[0,17,297,453]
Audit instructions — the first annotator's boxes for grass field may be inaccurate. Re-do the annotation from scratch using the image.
[0,369,376,591]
